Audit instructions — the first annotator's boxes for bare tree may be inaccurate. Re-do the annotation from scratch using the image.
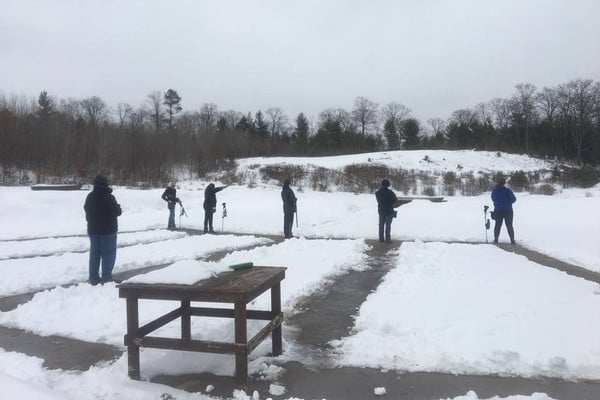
[536,87,560,155]
[220,110,243,130]
[381,101,411,126]
[58,98,82,119]
[319,108,355,132]
[511,83,538,152]
[451,108,479,126]
[265,107,289,139]
[351,96,379,135]
[117,103,133,130]
[557,79,600,162]
[198,103,219,133]
[489,98,512,131]
[146,91,163,133]
[475,102,492,125]
[80,96,109,126]
[427,118,446,136]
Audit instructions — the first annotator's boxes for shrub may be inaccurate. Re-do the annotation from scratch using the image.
[260,164,307,184]
[559,166,600,188]
[343,163,391,192]
[389,168,413,195]
[310,167,331,192]
[423,186,436,196]
[509,170,529,192]
[443,171,458,185]
[533,184,555,195]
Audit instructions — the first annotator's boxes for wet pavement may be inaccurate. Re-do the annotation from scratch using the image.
[1,232,599,399]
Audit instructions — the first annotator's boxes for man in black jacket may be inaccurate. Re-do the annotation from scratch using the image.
[161,182,180,230]
[203,183,227,233]
[375,179,398,243]
[84,175,122,285]
[281,178,297,239]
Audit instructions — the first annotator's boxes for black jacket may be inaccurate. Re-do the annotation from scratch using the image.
[84,184,122,235]
[203,184,225,211]
[375,186,398,216]
[281,184,297,214]
[161,187,180,210]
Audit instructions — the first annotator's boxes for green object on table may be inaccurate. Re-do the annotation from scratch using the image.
[229,262,254,270]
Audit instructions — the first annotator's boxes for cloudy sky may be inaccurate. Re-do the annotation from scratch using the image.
[1,0,599,122]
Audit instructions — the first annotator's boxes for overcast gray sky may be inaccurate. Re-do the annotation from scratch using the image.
[1,0,599,122]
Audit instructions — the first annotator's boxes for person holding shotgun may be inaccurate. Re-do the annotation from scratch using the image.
[375,178,398,243]
[281,178,297,239]
[491,176,516,244]
[203,183,227,233]
[161,182,181,230]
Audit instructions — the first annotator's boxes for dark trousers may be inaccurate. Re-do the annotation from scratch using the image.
[378,213,394,242]
[89,233,117,285]
[204,209,215,232]
[493,209,515,243]
[284,212,294,238]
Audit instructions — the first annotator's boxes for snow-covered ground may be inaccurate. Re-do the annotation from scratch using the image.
[0,151,598,399]
[235,150,555,173]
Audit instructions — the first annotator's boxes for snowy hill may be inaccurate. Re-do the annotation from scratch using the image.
[226,150,561,196]
[236,150,554,173]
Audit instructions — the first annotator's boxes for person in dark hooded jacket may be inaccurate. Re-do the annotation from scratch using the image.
[281,178,297,239]
[375,179,398,243]
[161,182,180,230]
[84,175,122,285]
[203,183,227,233]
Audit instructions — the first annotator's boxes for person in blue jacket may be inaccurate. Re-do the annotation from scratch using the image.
[491,176,517,244]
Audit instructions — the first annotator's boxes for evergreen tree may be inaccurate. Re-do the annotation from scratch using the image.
[37,91,54,118]
[383,118,400,150]
[401,118,421,148]
[255,111,269,139]
[163,89,182,129]
[293,112,310,153]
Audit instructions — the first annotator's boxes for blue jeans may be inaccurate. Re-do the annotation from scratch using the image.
[168,207,176,229]
[378,213,394,242]
[89,233,117,285]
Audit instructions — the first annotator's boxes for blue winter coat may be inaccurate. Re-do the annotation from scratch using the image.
[491,185,516,211]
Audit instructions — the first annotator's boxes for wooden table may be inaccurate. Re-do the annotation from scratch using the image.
[118,266,286,385]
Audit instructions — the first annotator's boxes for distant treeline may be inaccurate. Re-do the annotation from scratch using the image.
[0,78,599,185]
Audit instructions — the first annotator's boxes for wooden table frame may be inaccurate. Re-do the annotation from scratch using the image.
[118,266,286,385]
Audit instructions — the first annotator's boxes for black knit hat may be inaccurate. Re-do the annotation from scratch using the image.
[381,179,391,187]
[93,175,108,187]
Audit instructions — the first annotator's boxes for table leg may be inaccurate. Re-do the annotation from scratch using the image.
[271,282,282,356]
[234,301,248,385]
[126,297,140,380]
[181,300,191,340]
